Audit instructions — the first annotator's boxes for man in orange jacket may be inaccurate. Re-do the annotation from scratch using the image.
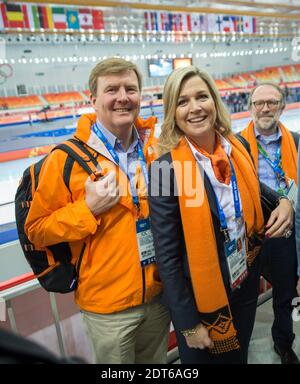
[241,82,299,364]
[25,58,170,364]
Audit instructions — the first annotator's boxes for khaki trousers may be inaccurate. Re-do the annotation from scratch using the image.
[82,298,170,364]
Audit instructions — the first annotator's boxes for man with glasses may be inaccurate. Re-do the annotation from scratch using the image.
[241,82,299,364]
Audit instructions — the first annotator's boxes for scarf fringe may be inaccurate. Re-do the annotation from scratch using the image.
[209,336,240,354]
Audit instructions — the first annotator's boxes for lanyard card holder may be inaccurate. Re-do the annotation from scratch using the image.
[136,218,156,267]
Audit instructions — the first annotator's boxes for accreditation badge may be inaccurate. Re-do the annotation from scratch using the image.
[136,218,156,267]
[224,236,248,290]
[287,179,298,210]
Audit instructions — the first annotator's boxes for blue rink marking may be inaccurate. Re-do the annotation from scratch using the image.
[0,222,18,244]
[15,127,76,138]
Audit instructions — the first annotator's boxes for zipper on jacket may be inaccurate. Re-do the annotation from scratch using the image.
[142,268,146,303]
[75,243,86,279]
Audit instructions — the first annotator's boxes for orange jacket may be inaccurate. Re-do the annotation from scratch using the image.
[25,113,162,314]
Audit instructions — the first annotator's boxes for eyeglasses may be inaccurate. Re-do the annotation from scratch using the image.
[251,100,281,111]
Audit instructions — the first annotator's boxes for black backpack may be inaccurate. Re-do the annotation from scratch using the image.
[15,138,98,293]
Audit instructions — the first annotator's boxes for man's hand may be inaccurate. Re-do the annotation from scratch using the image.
[85,171,120,217]
[297,277,300,297]
[265,198,294,238]
[185,323,214,350]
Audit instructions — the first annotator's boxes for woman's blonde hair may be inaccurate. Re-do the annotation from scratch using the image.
[158,66,232,156]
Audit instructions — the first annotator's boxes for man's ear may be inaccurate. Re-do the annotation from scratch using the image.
[90,94,96,108]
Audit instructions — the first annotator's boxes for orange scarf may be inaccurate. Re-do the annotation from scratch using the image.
[241,121,298,184]
[171,135,264,354]
[190,135,232,185]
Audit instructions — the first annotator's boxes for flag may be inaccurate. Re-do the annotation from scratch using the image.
[157,12,164,32]
[243,16,253,33]
[222,15,231,32]
[37,6,53,29]
[236,16,244,32]
[0,3,5,29]
[200,15,208,32]
[52,7,66,29]
[172,14,182,32]
[5,3,23,28]
[207,14,217,33]
[215,15,223,32]
[191,14,200,32]
[230,16,237,32]
[92,10,104,30]
[151,12,157,31]
[253,17,257,33]
[79,9,93,29]
[163,12,171,32]
[27,4,40,29]
[21,5,30,29]
[144,11,151,31]
[168,13,173,32]
[187,14,192,32]
[66,9,79,30]
[182,14,191,32]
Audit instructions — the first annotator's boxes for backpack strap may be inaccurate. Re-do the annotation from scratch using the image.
[235,133,256,166]
[291,130,299,151]
[52,139,100,191]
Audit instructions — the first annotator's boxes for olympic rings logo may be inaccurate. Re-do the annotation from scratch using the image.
[0,64,13,85]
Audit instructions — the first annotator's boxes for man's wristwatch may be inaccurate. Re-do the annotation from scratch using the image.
[181,326,198,337]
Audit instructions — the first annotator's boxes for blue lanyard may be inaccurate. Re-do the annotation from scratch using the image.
[257,141,285,180]
[92,122,148,208]
[212,158,242,237]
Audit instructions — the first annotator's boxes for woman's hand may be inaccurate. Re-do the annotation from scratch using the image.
[185,323,214,350]
[265,198,294,238]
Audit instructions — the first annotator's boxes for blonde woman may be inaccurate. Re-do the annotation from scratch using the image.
[148,66,293,364]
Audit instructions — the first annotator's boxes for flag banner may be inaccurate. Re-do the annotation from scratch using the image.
[191,14,200,32]
[163,12,171,32]
[243,16,252,33]
[207,14,217,33]
[66,9,79,29]
[144,11,151,31]
[182,14,192,32]
[37,5,53,29]
[199,15,208,32]
[0,3,6,29]
[168,13,173,32]
[151,12,157,32]
[230,16,237,32]
[52,7,66,29]
[5,3,23,28]
[92,9,104,30]
[27,4,40,29]
[0,3,258,35]
[252,17,257,33]
[157,12,164,32]
[215,15,223,33]
[222,15,231,32]
[46,6,54,29]
[21,4,29,29]
[236,16,244,32]
[79,8,93,29]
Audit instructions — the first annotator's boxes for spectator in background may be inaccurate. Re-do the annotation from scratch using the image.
[241,82,299,364]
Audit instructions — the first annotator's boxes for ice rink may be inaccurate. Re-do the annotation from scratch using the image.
[0,106,299,227]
